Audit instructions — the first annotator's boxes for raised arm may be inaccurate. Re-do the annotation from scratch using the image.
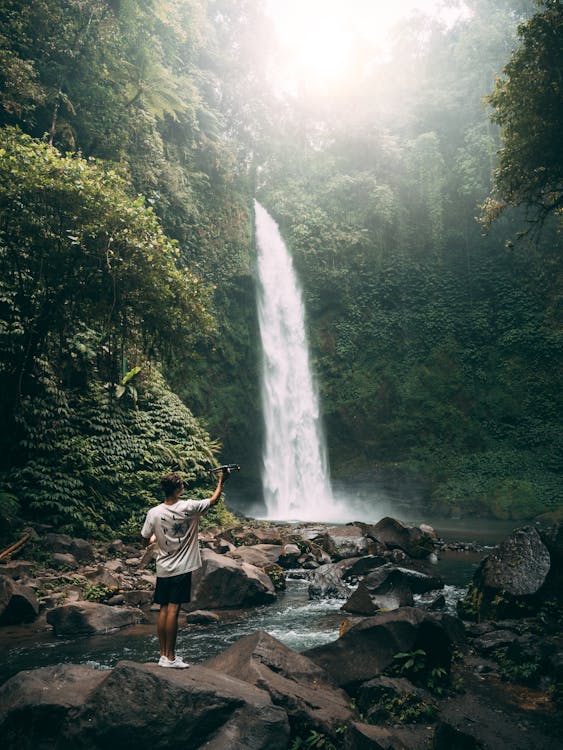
[208,467,230,506]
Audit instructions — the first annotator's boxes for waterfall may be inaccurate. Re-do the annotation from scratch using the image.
[254,200,338,521]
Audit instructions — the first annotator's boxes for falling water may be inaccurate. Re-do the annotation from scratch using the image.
[254,200,337,520]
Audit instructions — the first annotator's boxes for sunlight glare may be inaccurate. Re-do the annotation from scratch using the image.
[265,0,470,92]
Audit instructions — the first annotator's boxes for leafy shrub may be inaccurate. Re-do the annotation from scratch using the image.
[84,583,114,603]
[7,369,220,537]
[377,693,438,724]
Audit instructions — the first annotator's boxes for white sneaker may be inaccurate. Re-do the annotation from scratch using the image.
[158,655,173,667]
[169,656,190,669]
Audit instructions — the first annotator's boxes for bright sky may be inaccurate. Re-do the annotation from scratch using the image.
[265,0,470,92]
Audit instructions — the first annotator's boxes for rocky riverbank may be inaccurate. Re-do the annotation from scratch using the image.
[1,517,562,749]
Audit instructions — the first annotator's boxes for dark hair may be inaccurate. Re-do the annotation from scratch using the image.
[161,472,183,498]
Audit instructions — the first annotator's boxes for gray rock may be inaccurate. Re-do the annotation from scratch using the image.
[341,582,382,615]
[215,537,237,554]
[308,561,351,599]
[277,543,301,567]
[121,589,152,606]
[305,606,465,691]
[313,525,371,560]
[43,533,93,562]
[65,660,290,750]
[84,566,120,589]
[344,722,433,750]
[0,663,108,749]
[106,594,126,606]
[50,552,79,569]
[0,575,39,625]
[473,629,518,655]
[422,593,446,611]
[107,539,126,554]
[46,601,143,636]
[364,563,443,596]
[104,559,124,574]
[364,517,437,559]
[185,609,220,624]
[205,630,353,738]
[475,526,550,596]
[190,549,276,609]
[340,555,387,581]
[0,560,35,580]
[226,544,283,568]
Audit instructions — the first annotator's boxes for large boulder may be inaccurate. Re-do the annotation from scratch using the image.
[458,526,552,620]
[363,518,437,559]
[475,526,550,596]
[341,582,382,615]
[43,533,94,562]
[0,661,290,750]
[226,544,283,569]
[305,607,465,692]
[308,561,351,599]
[205,630,354,738]
[68,661,290,750]
[0,576,39,625]
[0,664,108,749]
[223,525,287,546]
[340,563,442,614]
[341,580,411,614]
[46,601,143,636]
[340,555,387,581]
[313,525,372,560]
[364,563,443,596]
[190,549,276,609]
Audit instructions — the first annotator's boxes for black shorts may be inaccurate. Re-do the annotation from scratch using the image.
[154,572,192,605]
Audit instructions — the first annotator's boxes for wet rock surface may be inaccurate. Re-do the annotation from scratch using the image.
[0,518,561,749]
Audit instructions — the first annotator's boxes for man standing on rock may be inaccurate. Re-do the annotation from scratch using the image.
[141,469,229,668]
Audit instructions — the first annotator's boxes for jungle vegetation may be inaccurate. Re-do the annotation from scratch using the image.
[0,0,561,535]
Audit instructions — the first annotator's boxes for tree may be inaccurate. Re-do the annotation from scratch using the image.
[482,0,563,229]
[0,129,214,402]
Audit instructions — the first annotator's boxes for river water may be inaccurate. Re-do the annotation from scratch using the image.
[0,519,515,686]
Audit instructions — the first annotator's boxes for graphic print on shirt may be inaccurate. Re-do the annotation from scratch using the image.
[160,513,188,549]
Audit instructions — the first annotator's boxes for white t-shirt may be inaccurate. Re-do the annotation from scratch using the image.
[141,498,211,578]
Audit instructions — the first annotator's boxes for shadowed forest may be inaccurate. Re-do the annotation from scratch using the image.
[0,0,561,536]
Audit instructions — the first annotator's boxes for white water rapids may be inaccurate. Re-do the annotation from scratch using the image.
[254,201,345,521]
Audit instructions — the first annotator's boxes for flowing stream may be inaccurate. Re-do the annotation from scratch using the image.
[0,546,490,686]
[254,201,338,521]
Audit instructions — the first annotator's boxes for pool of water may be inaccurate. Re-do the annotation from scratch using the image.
[0,553,481,686]
[0,579,346,684]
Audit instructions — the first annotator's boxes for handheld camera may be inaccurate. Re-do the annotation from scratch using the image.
[208,463,240,475]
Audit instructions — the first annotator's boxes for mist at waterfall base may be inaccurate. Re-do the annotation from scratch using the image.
[252,202,394,524]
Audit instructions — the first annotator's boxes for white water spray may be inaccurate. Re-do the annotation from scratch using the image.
[255,201,343,521]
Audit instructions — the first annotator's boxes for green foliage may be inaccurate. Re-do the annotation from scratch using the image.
[483,1,563,228]
[0,0,560,529]
[490,479,546,519]
[290,728,343,750]
[386,649,449,696]
[199,497,238,530]
[495,647,543,686]
[5,368,219,537]
[84,583,114,603]
[377,693,438,724]
[387,649,428,680]
[264,563,286,591]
